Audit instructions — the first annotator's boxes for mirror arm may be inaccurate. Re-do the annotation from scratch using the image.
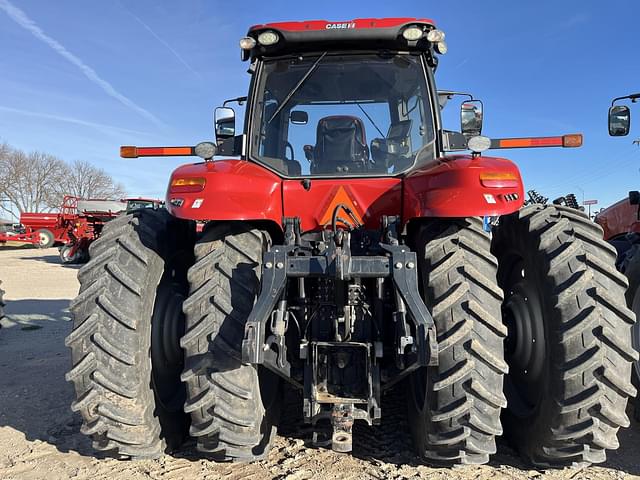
[223,96,248,107]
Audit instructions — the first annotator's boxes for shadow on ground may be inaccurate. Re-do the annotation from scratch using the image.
[17,254,82,268]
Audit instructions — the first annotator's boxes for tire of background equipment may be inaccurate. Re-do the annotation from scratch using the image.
[492,204,637,467]
[180,223,281,461]
[59,244,80,264]
[65,209,195,458]
[36,229,55,248]
[408,217,507,465]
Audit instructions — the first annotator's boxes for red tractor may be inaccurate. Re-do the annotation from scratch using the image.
[66,18,636,467]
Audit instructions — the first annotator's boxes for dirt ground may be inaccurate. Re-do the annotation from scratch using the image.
[1,246,640,480]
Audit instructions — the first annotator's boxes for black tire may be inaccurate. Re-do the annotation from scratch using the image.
[408,217,507,465]
[59,244,81,264]
[180,223,281,461]
[66,209,194,458]
[492,204,637,467]
[36,229,55,248]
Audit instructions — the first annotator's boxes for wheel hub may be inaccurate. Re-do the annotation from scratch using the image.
[151,281,186,413]
[502,262,546,418]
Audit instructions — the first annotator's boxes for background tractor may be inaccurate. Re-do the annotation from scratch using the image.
[66,18,636,468]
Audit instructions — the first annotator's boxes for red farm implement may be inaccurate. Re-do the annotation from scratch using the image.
[0,196,81,248]
[0,196,159,263]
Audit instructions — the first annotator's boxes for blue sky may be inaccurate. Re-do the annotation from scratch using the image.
[0,0,639,208]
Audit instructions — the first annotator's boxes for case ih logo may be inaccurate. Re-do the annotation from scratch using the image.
[325,22,356,30]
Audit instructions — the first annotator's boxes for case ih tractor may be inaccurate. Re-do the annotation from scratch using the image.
[66,18,636,467]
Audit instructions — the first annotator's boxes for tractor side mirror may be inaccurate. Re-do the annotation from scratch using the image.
[608,105,630,136]
[461,100,483,136]
[214,107,236,140]
[629,190,640,205]
[290,110,309,125]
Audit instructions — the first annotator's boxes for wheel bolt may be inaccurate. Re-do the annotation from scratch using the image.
[395,262,403,269]
[265,262,273,269]
[276,262,284,269]
[406,261,415,269]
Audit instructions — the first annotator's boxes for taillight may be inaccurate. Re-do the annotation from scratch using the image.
[170,177,206,193]
[480,172,519,188]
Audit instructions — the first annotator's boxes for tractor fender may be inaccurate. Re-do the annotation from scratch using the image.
[595,196,640,241]
[403,154,524,221]
[166,160,283,230]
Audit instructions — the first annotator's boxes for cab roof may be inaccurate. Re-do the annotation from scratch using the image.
[243,17,437,60]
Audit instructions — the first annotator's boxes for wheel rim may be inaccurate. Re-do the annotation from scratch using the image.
[151,281,186,413]
[61,246,72,262]
[39,232,49,246]
[632,288,640,378]
[502,257,546,419]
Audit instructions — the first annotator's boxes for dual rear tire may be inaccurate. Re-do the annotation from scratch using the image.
[66,216,278,460]
[408,206,636,467]
[66,209,192,457]
[492,205,637,467]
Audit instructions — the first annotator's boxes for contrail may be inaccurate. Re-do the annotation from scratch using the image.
[0,105,152,137]
[118,2,203,80]
[0,0,165,128]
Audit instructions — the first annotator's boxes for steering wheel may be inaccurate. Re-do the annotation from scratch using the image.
[285,142,295,162]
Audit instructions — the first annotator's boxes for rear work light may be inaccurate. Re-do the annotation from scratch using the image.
[257,30,279,46]
[426,29,445,42]
[480,172,520,188]
[170,177,206,193]
[239,36,256,50]
[402,26,424,41]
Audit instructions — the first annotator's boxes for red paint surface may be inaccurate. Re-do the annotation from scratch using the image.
[595,197,640,240]
[168,155,524,232]
[403,155,524,219]
[166,160,283,224]
[283,178,402,232]
[249,17,435,33]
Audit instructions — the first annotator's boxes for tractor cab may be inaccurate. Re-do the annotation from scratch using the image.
[214,19,449,178]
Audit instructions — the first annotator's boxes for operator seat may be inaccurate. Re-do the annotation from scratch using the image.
[310,116,369,174]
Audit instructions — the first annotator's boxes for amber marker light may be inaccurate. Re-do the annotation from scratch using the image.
[491,134,583,149]
[120,146,138,158]
[562,134,583,147]
[120,146,195,158]
[170,177,206,194]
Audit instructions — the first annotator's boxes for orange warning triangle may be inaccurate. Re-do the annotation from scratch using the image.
[318,186,364,227]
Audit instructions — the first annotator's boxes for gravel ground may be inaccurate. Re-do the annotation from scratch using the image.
[1,246,640,479]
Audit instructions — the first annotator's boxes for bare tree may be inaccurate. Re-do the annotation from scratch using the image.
[0,143,126,218]
[52,160,126,203]
[0,143,67,215]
